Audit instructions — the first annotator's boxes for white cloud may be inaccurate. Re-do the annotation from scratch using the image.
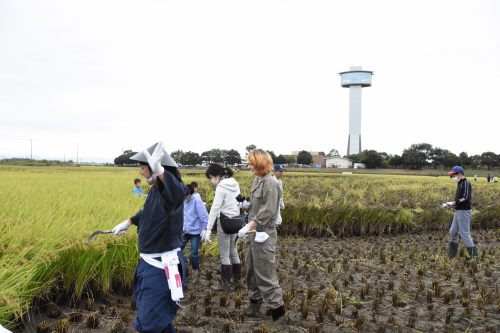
[1,0,499,162]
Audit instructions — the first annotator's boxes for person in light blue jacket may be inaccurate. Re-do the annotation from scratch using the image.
[182,184,209,273]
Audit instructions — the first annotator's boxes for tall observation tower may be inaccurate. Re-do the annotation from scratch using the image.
[339,66,373,155]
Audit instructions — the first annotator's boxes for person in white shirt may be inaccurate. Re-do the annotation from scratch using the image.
[201,163,242,290]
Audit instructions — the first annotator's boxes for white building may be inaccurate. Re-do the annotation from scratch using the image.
[325,157,352,168]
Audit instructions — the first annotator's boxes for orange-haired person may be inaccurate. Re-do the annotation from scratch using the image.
[241,149,285,322]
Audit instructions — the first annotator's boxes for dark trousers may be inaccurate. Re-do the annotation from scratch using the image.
[133,251,186,333]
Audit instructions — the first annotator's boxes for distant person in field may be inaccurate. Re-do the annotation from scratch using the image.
[240,149,285,322]
[494,176,499,183]
[201,163,242,291]
[181,183,208,275]
[272,164,286,226]
[486,174,491,183]
[473,174,477,182]
[110,142,187,333]
[133,178,143,196]
[443,166,478,260]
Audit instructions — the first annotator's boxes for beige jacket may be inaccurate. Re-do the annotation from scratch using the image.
[248,173,282,230]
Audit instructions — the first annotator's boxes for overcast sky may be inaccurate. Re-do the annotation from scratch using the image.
[0,0,498,163]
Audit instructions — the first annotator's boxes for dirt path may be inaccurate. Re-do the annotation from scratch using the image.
[17,229,500,332]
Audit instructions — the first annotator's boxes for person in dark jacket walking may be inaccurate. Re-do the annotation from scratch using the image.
[111,142,187,333]
[442,166,478,260]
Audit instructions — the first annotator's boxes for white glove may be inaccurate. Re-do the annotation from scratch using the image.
[201,229,211,243]
[143,142,165,177]
[239,200,250,210]
[238,225,250,238]
[441,201,454,208]
[254,232,270,243]
[112,220,131,235]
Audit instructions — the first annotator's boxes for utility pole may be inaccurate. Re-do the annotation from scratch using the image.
[30,139,32,159]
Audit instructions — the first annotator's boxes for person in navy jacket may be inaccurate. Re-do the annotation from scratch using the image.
[111,142,187,333]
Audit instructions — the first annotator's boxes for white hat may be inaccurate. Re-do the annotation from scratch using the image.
[130,142,178,167]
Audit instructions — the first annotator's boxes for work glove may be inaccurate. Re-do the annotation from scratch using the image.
[254,231,270,243]
[144,142,165,177]
[238,225,250,238]
[200,229,211,243]
[441,201,454,208]
[112,220,131,235]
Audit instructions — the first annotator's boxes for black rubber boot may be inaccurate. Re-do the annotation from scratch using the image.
[212,264,233,291]
[448,242,459,258]
[245,299,262,318]
[466,247,478,260]
[232,263,242,284]
[271,305,285,322]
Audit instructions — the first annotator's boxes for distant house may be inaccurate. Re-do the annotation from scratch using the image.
[291,151,326,168]
[325,156,353,168]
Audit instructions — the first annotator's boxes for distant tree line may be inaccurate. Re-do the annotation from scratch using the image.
[113,142,499,170]
[347,143,500,170]
[0,158,78,166]
[114,148,244,167]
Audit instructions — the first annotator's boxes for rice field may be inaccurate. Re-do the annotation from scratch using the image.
[0,165,499,332]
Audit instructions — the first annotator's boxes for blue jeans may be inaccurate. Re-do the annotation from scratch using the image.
[181,233,201,270]
[449,209,474,247]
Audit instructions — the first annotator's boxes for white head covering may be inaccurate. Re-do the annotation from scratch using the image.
[130,142,178,167]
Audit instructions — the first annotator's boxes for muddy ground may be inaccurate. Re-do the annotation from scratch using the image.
[17,229,500,333]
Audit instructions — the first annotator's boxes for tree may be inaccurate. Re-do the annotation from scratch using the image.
[245,144,256,155]
[284,155,297,164]
[224,149,242,166]
[480,151,498,169]
[470,154,482,169]
[459,152,472,167]
[201,149,224,165]
[274,154,286,164]
[378,152,390,161]
[346,153,361,163]
[180,151,201,166]
[266,150,276,162]
[170,150,184,164]
[388,155,403,168]
[361,150,384,168]
[297,150,312,165]
[401,143,433,169]
[328,149,340,157]
[430,147,446,169]
[114,150,138,166]
[443,151,460,168]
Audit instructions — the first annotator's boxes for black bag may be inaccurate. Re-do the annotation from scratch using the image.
[219,213,245,234]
